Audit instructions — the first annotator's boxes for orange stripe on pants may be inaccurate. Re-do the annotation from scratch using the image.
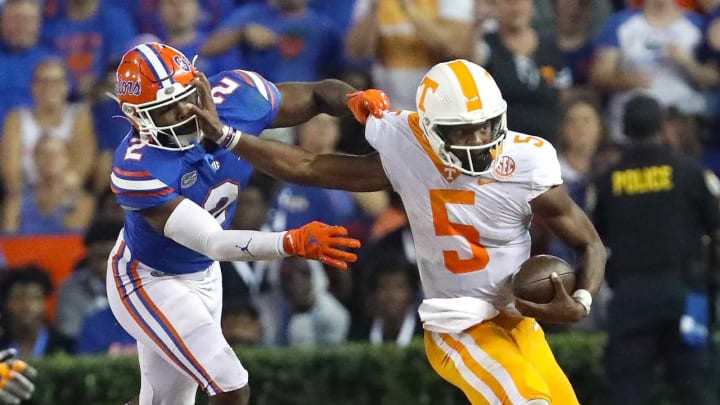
[424,313,578,404]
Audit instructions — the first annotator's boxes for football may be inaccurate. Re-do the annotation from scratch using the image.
[511,255,576,304]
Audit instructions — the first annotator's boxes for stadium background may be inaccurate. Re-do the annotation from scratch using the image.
[0,0,719,403]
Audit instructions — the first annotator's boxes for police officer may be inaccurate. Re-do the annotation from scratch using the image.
[590,94,720,404]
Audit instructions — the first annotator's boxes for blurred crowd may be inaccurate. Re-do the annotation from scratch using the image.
[0,0,719,382]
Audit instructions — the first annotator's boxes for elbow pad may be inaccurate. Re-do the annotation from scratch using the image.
[164,199,288,261]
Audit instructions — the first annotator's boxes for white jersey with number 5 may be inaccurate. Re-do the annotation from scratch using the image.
[366,111,562,311]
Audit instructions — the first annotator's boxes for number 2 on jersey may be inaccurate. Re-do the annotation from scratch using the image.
[430,189,489,274]
[211,77,241,104]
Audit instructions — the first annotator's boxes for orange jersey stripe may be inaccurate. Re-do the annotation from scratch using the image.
[233,70,255,87]
[258,76,276,109]
[113,167,152,177]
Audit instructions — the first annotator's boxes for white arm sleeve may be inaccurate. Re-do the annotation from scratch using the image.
[164,199,290,261]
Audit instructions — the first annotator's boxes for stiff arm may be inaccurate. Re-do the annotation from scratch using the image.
[230,134,391,192]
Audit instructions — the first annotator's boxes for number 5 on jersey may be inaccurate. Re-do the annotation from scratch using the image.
[430,189,489,274]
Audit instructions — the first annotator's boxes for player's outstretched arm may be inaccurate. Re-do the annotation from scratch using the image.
[185,70,389,131]
[0,349,37,405]
[516,185,607,324]
[232,135,390,192]
[141,197,360,270]
[184,73,390,192]
[272,81,389,127]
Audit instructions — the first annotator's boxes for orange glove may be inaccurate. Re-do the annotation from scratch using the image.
[284,221,361,270]
[347,89,391,124]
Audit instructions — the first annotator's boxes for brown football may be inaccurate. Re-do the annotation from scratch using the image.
[511,255,576,304]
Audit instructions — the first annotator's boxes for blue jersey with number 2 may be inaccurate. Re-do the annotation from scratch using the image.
[111,70,281,274]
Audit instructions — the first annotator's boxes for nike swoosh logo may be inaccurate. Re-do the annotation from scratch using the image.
[477,179,496,185]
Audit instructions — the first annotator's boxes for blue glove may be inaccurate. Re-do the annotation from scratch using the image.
[679,291,709,348]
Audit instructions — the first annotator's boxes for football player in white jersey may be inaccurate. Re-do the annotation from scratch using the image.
[189,59,606,405]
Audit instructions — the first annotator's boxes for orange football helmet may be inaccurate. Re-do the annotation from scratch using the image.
[115,42,201,150]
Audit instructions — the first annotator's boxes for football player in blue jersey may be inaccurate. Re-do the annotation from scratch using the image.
[107,42,390,405]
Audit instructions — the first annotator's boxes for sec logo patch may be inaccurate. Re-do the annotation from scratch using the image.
[493,156,515,180]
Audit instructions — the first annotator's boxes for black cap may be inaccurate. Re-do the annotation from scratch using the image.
[623,94,663,139]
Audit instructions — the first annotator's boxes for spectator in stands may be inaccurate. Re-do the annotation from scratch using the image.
[0,0,51,125]
[0,58,97,206]
[554,0,612,90]
[590,0,718,142]
[350,254,422,347]
[108,0,234,37]
[696,0,720,175]
[477,0,570,143]
[590,95,720,404]
[221,300,264,347]
[55,219,124,340]
[534,97,606,264]
[0,265,73,358]
[157,0,239,76]
[90,60,129,196]
[662,106,703,158]
[41,0,137,100]
[220,183,273,310]
[93,189,126,224]
[308,0,357,35]
[202,0,344,82]
[265,114,375,237]
[1,137,95,235]
[232,183,269,232]
[276,257,350,347]
[352,193,413,320]
[264,114,386,305]
[75,306,136,356]
[346,0,475,109]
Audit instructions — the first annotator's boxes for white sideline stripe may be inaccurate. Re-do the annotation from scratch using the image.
[111,172,168,191]
[137,44,174,88]
[432,332,501,403]
[456,333,528,404]
[243,71,269,101]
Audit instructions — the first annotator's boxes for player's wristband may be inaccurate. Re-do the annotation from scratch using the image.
[216,125,242,150]
[572,289,592,316]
